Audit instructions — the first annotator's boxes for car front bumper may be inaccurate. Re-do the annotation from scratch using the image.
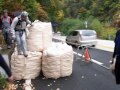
[80,40,97,46]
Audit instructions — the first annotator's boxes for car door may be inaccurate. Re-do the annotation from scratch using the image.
[71,31,79,44]
[66,32,73,42]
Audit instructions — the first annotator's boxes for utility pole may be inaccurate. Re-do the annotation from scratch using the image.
[84,21,88,29]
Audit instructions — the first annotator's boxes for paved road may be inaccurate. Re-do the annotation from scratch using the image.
[2,51,120,90]
[26,40,120,90]
[1,40,120,90]
[27,46,120,90]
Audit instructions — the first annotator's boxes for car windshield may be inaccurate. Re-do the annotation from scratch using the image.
[82,31,95,36]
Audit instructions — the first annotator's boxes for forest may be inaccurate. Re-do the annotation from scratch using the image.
[0,0,120,39]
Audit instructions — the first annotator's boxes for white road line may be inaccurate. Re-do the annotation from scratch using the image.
[74,51,103,65]
[73,51,110,69]
[73,52,82,57]
[53,38,110,69]
[91,59,103,65]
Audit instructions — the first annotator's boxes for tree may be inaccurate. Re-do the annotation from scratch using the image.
[0,0,48,21]
[38,0,65,22]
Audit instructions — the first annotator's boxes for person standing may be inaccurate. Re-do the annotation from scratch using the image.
[0,10,12,49]
[112,20,120,84]
[11,11,32,57]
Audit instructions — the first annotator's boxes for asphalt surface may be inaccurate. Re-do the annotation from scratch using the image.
[15,40,120,90]
[30,47,120,90]
[1,40,120,90]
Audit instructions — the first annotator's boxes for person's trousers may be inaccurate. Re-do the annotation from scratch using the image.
[115,55,120,84]
[3,31,12,46]
[15,31,27,54]
[0,55,11,77]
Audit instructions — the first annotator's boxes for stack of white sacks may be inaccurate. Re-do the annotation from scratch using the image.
[11,20,73,80]
[42,43,73,79]
[11,50,42,80]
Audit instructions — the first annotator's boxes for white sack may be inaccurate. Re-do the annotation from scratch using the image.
[11,50,42,80]
[27,21,52,52]
[42,43,73,79]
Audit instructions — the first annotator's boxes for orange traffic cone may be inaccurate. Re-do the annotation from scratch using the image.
[85,48,91,62]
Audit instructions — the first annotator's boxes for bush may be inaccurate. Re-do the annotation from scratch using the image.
[100,26,116,40]
[60,18,85,35]
[89,18,104,37]
[60,17,104,36]
[0,75,7,89]
[60,17,116,40]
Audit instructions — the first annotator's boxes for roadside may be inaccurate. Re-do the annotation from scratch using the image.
[53,33,114,52]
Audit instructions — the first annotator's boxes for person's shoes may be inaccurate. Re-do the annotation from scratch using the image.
[18,52,23,55]
[8,75,14,83]
[24,54,28,57]
[7,45,11,49]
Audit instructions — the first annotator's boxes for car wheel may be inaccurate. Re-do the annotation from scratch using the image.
[66,42,70,45]
[66,39,70,45]
[92,45,96,47]
[72,41,78,48]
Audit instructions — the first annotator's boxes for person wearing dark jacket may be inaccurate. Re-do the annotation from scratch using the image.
[0,55,13,82]
[112,20,120,84]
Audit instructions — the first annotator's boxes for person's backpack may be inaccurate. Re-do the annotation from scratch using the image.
[16,18,21,26]
[16,17,27,26]
[115,30,120,50]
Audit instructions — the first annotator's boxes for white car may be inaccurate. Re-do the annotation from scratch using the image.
[66,30,97,47]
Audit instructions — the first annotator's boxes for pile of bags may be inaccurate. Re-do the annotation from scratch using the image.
[11,21,74,80]
[42,43,73,79]
[27,21,52,52]
[11,50,42,80]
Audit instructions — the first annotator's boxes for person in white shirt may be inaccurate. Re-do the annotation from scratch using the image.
[11,11,32,57]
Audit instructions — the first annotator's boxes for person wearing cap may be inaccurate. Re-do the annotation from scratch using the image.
[0,9,12,49]
[11,11,32,57]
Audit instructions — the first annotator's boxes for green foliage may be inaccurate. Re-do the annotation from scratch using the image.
[23,0,38,21]
[23,0,48,21]
[38,0,65,22]
[89,19,116,40]
[60,17,116,40]
[100,23,116,40]
[0,0,4,13]
[60,18,85,35]
[0,75,7,88]
[64,0,120,22]
[0,0,48,21]
[0,0,118,40]
[90,18,104,37]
